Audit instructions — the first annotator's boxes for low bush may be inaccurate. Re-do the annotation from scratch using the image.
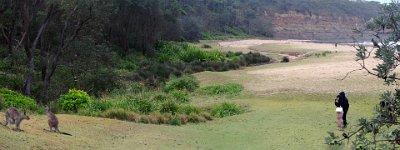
[202,44,212,49]
[177,114,188,125]
[170,115,181,126]
[164,75,199,92]
[140,115,150,124]
[160,100,179,114]
[152,93,168,102]
[134,100,153,114]
[211,102,243,118]
[169,90,190,103]
[281,56,290,63]
[242,52,271,65]
[127,113,140,122]
[179,105,201,115]
[102,109,130,120]
[187,113,206,123]
[79,100,112,116]
[0,96,5,110]
[148,113,166,124]
[201,112,213,121]
[0,75,24,91]
[0,88,37,111]
[59,89,92,112]
[199,83,243,96]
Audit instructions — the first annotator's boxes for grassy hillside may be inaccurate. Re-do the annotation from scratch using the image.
[0,40,388,149]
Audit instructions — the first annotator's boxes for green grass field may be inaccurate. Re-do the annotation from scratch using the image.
[0,40,387,149]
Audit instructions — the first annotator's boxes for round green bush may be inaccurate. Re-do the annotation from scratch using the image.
[102,109,130,120]
[164,75,199,92]
[169,90,190,103]
[134,100,153,114]
[0,88,37,111]
[60,89,92,112]
[211,102,243,118]
[281,56,290,63]
[170,115,181,126]
[179,105,201,115]
[160,100,179,114]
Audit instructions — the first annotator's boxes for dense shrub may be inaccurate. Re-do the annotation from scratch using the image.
[202,44,212,49]
[187,113,206,123]
[160,100,179,114]
[201,112,213,121]
[152,93,168,102]
[60,89,92,112]
[148,113,166,124]
[79,100,112,116]
[79,68,120,97]
[102,109,130,120]
[169,90,190,103]
[281,57,290,63]
[0,88,37,111]
[211,102,243,118]
[134,100,153,114]
[0,96,5,110]
[199,83,244,96]
[0,75,23,91]
[242,52,271,65]
[164,75,199,92]
[179,105,201,115]
[170,115,181,126]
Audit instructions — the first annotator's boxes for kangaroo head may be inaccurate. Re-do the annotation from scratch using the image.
[22,110,30,120]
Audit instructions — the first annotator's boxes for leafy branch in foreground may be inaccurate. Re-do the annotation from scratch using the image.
[327,2,400,149]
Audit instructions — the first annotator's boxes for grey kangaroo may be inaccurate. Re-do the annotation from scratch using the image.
[2,107,30,131]
[45,105,71,136]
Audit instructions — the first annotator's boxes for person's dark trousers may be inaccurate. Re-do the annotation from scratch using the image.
[343,107,349,127]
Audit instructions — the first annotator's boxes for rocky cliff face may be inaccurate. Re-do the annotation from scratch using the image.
[268,11,371,42]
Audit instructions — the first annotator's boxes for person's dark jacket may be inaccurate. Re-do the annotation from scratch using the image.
[335,92,349,108]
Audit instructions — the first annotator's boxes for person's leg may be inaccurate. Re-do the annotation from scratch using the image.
[337,112,343,130]
[343,108,348,127]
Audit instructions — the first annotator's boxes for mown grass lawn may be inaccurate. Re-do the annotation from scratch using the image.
[0,40,388,149]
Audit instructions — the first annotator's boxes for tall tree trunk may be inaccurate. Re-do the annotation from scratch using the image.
[22,4,53,96]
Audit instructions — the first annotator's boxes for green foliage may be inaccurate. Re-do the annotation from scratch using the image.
[164,75,199,92]
[199,83,243,96]
[202,44,212,49]
[281,57,290,63]
[211,102,243,118]
[102,109,130,120]
[0,88,37,111]
[79,68,121,97]
[170,115,181,126]
[169,90,190,103]
[152,93,169,102]
[242,52,271,65]
[179,105,201,115]
[79,100,113,116]
[0,96,5,110]
[326,3,400,149]
[315,51,332,57]
[0,75,24,91]
[60,89,92,112]
[160,100,179,114]
[134,100,154,114]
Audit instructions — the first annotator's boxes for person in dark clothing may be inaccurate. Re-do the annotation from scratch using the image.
[335,91,349,127]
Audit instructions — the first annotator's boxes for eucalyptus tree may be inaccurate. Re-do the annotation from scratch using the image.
[326,2,400,149]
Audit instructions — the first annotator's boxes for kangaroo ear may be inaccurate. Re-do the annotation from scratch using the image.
[23,110,26,115]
